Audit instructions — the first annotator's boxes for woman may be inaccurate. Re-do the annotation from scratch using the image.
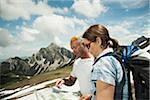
[81,24,128,100]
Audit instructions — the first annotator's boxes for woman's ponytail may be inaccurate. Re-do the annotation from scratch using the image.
[109,38,119,49]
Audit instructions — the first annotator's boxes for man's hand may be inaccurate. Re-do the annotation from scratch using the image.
[55,79,65,88]
[80,94,92,100]
[55,76,76,87]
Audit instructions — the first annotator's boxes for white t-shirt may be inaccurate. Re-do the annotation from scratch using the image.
[71,57,94,95]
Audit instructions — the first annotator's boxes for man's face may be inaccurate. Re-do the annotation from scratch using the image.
[71,40,81,57]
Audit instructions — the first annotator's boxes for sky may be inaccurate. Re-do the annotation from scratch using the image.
[0,0,149,60]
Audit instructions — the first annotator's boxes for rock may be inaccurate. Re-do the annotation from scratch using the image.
[0,43,75,85]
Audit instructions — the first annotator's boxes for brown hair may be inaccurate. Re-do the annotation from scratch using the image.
[82,24,118,49]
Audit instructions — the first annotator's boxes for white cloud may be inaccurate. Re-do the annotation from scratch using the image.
[0,13,89,59]
[0,0,74,21]
[72,0,107,18]
[119,0,148,9]
[0,28,14,47]
[0,44,39,59]
[107,22,143,45]
[0,27,40,59]
[19,27,39,42]
[0,0,53,21]
[118,21,134,29]
[0,48,2,58]
[32,14,88,43]
[23,21,27,25]
[105,14,149,45]
[31,1,53,15]
[33,14,73,35]
[142,27,150,37]
[16,25,20,30]
[107,24,130,35]
[122,15,149,37]
[103,0,148,9]
[52,7,69,15]
[54,36,62,45]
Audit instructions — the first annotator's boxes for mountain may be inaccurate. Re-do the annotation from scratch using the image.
[0,43,75,85]
[27,43,75,75]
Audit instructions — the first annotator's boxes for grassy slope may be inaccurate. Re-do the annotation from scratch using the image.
[4,66,72,89]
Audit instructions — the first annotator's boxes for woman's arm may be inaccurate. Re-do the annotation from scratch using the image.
[96,80,115,100]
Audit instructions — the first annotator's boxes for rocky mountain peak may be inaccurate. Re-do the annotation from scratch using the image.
[0,43,75,86]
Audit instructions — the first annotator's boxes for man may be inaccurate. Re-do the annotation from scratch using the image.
[55,36,94,95]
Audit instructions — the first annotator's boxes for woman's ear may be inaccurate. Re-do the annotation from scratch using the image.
[96,37,102,46]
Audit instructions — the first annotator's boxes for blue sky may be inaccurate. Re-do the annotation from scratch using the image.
[0,0,149,60]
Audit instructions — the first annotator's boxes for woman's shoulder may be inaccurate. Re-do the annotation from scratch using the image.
[100,55,121,64]
[94,55,122,70]
[95,55,115,64]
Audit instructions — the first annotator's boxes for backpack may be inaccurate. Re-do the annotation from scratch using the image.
[122,36,149,100]
[93,36,149,100]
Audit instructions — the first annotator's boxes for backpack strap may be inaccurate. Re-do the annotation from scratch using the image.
[92,52,126,100]
[93,52,113,66]
[113,54,126,100]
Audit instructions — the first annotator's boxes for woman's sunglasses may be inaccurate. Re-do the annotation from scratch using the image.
[82,42,92,49]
